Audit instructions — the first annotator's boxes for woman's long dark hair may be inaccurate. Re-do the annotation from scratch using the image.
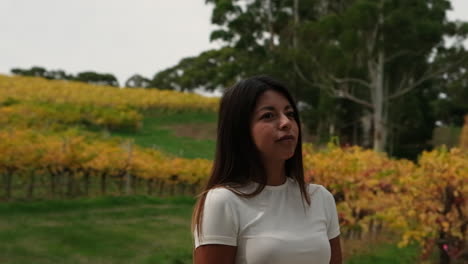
[191,75,310,236]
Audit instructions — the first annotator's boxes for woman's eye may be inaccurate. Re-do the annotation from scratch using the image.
[286,111,295,118]
[261,112,274,119]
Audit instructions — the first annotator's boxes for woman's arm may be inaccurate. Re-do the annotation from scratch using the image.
[194,244,237,264]
[329,236,342,264]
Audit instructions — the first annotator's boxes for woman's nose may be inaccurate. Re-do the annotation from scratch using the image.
[279,113,292,130]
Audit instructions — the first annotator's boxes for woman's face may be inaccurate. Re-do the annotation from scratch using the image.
[250,90,299,162]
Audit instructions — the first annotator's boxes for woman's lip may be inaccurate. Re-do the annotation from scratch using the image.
[277,136,295,141]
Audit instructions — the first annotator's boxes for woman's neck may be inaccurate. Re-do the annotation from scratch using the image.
[263,159,286,186]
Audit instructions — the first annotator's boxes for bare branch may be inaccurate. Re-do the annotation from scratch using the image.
[384,50,418,64]
[387,55,468,101]
[328,74,372,89]
[294,58,374,109]
[334,89,374,109]
[314,80,374,109]
[396,72,409,92]
[313,82,336,95]
[388,72,437,101]
[294,62,315,86]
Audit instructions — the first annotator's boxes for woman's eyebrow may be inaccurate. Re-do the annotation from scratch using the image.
[256,105,292,113]
[257,106,275,112]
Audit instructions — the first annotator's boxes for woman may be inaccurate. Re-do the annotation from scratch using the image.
[192,76,342,264]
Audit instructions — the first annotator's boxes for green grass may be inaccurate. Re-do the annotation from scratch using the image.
[345,242,420,264]
[0,196,426,264]
[111,110,217,160]
[0,196,196,264]
[140,109,217,125]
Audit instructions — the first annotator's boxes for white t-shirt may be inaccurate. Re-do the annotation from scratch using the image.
[194,177,340,264]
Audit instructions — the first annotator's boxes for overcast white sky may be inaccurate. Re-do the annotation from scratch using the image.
[0,0,467,85]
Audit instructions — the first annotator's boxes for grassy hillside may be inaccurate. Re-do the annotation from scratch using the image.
[110,110,217,160]
[0,74,219,161]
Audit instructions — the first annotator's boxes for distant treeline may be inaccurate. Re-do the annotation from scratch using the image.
[10,66,161,89]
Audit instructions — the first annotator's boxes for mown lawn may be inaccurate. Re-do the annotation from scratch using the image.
[0,196,195,264]
[0,196,423,264]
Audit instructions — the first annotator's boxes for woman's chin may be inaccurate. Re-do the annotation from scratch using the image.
[275,151,295,161]
[261,148,296,162]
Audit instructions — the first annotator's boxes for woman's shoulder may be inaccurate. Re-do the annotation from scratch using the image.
[206,186,238,200]
[307,183,333,198]
[203,186,246,216]
[205,186,245,206]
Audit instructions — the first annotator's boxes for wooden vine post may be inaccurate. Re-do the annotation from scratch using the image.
[122,140,133,195]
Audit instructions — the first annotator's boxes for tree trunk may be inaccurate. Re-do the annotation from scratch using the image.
[316,0,329,17]
[266,0,274,51]
[293,0,299,50]
[371,4,387,153]
[360,111,372,148]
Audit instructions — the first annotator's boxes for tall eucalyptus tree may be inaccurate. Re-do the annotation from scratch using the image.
[294,0,468,152]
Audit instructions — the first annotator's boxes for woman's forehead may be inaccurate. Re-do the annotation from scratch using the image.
[255,90,291,109]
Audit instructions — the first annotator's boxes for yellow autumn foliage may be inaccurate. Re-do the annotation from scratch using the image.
[0,75,218,112]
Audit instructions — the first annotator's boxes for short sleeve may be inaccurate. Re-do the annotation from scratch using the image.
[320,186,341,239]
[194,188,239,248]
